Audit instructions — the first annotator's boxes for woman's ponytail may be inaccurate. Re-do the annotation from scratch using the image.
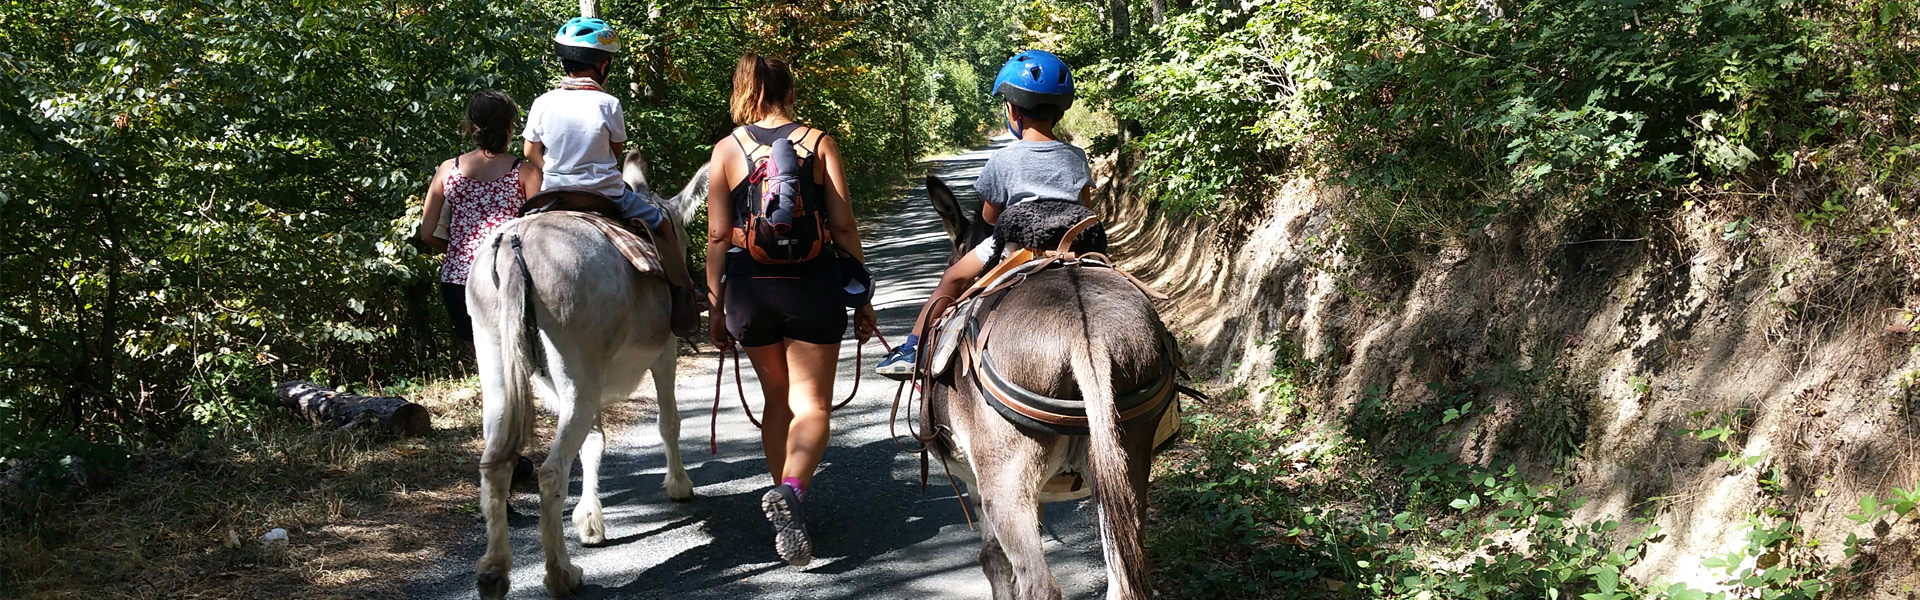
[729,52,796,125]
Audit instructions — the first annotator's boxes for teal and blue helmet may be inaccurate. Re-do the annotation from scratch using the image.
[554,17,620,63]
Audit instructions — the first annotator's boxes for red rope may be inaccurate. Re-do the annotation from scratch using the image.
[733,347,758,427]
[709,335,892,455]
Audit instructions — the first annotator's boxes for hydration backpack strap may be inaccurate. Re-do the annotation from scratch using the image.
[732,128,758,164]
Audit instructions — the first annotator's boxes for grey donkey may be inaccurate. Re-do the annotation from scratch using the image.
[923,176,1168,599]
[468,153,709,599]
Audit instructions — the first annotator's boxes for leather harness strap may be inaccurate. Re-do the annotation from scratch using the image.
[1055,215,1102,253]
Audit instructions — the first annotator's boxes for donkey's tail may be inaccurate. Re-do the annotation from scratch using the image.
[1067,323,1149,598]
[480,232,537,470]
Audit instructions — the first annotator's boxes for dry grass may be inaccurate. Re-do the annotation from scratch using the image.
[0,377,652,599]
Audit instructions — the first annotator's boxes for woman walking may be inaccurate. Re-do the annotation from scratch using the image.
[704,53,877,566]
[419,90,541,350]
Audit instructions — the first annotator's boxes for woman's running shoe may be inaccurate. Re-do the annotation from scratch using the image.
[761,483,812,566]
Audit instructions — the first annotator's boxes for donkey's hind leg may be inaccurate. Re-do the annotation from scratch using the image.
[572,413,608,546]
[538,392,596,597]
[476,444,517,600]
[650,346,693,501]
[974,436,1062,600]
[475,341,520,600]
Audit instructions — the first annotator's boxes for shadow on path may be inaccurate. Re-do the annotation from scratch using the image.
[403,137,1108,599]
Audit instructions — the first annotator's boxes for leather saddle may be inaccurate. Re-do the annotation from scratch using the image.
[924,216,1182,439]
[510,187,664,277]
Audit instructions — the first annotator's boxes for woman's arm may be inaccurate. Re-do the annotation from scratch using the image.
[418,160,452,254]
[816,134,866,262]
[706,141,736,347]
[815,132,879,340]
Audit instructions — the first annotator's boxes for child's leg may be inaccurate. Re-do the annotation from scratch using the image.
[617,189,699,337]
[877,250,987,378]
[615,190,694,289]
[911,252,987,337]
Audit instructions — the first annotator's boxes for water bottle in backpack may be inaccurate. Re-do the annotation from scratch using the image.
[733,124,830,264]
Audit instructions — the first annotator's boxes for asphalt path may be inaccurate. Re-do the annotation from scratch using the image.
[404,137,1108,599]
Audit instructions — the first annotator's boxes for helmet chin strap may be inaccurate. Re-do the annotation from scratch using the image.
[1004,105,1024,139]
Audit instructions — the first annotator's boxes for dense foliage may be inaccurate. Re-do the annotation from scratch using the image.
[0,0,1027,463]
[1096,0,1917,260]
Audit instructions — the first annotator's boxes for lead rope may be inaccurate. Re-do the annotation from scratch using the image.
[708,334,891,455]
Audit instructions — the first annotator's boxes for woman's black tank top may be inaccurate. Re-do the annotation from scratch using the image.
[727,122,829,224]
[725,123,834,275]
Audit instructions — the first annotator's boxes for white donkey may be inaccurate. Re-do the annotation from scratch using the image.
[468,154,708,599]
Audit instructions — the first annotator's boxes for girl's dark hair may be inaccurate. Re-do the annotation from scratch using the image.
[730,52,796,124]
[982,200,1107,272]
[464,89,518,154]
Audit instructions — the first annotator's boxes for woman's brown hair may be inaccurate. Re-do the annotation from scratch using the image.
[729,52,795,125]
[464,89,518,154]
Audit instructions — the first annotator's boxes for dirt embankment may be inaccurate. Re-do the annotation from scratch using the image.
[1095,155,1920,592]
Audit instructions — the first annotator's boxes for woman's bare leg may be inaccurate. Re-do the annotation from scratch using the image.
[779,340,841,487]
[743,342,792,481]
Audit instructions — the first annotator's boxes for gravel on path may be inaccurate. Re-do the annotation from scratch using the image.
[404,137,1108,599]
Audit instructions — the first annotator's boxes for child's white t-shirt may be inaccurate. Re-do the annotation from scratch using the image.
[522,88,627,198]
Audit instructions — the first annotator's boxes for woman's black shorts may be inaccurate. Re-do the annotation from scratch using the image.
[723,252,847,348]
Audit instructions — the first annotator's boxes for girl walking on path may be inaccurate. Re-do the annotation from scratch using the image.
[704,53,878,566]
[419,90,542,347]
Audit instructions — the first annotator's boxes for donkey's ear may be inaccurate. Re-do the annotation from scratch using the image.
[623,148,651,193]
[927,176,966,245]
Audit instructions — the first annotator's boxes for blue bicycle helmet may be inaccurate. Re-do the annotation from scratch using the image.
[992,50,1075,113]
[554,17,619,64]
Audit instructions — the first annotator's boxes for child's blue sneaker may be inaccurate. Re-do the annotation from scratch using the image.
[875,342,918,381]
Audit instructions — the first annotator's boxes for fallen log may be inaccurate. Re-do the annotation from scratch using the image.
[274,381,431,437]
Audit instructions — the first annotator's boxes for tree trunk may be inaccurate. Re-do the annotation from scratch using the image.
[275,381,431,437]
[579,0,596,18]
[1113,0,1138,155]
[898,43,911,168]
[1151,0,1166,25]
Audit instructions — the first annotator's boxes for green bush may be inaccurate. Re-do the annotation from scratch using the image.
[1109,0,1918,256]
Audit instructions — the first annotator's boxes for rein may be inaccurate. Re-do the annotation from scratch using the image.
[707,334,891,455]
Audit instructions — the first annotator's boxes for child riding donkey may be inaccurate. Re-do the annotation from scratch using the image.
[523,17,699,335]
[876,50,1091,378]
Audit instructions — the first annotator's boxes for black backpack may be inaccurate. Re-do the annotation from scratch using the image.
[731,123,830,264]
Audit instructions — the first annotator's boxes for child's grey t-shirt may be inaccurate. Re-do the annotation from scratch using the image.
[975,140,1091,208]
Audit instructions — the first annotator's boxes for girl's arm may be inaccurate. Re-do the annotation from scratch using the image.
[982,200,1003,225]
[523,140,546,173]
[705,141,736,348]
[418,160,452,254]
[520,155,544,200]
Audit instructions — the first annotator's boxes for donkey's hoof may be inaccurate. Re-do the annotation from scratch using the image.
[665,474,694,502]
[476,570,509,600]
[577,521,607,547]
[544,564,584,597]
